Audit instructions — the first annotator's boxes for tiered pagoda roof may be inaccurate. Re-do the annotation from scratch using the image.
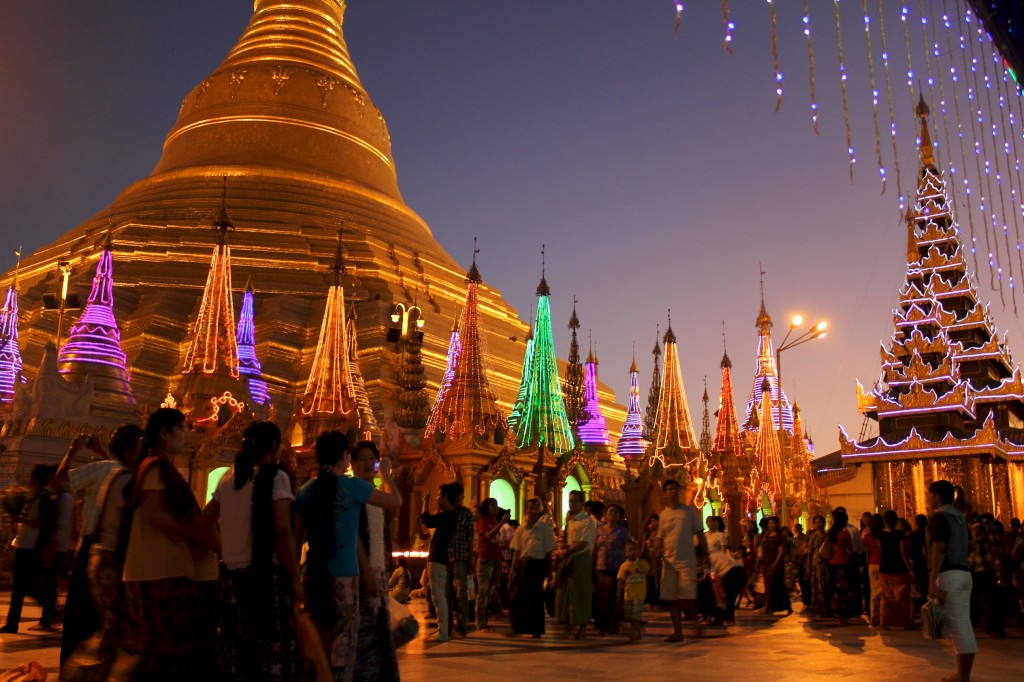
[840,96,1024,464]
[57,232,135,412]
[788,403,828,517]
[742,284,794,434]
[346,301,378,437]
[423,255,508,444]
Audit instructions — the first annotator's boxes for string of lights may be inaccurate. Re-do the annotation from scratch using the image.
[862,0,887,192]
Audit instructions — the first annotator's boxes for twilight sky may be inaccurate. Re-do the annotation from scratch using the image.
[2,1,1023,453]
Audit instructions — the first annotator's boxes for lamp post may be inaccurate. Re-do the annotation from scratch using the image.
[388,302,424,342]
[776,315,827,527]
[42,261,81,352]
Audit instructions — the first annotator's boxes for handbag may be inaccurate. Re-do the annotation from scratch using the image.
[388,597,419,648]
[921,598,944,640]
[817,540,832,561]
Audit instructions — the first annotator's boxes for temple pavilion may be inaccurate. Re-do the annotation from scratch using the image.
[834,97,1024,521]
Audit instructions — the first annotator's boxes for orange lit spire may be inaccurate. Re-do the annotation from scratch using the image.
[916,93,935,169]
[424,246,507,442]
[300,231,359,428]
[182,179,239,377]
[651,312,699,470]
[750,378,782,513]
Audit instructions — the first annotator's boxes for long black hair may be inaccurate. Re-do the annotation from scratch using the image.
[235,420,281,489]
[306,430,349,575]
[242,421,283,575]
[828,508,849,544]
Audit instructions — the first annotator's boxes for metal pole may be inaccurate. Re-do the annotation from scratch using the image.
[777,347,788,527]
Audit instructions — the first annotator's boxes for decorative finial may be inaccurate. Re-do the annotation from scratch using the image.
[12,245,22,290]
[652,323,661,356]
[916,92,935,167]
[663,310,676,344]
[703,375,709,402]
[244,274,254,293]
[536,244,550,296]
[213,176,234,241]
[568,295,580,329]
[466,236,482,283]
[757,265,773,328]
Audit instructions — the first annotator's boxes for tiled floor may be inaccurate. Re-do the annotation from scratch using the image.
[0,592,1020,681]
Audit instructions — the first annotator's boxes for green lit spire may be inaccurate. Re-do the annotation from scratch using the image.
[511,247,575,455]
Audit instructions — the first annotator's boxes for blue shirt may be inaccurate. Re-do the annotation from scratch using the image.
[296,475,374,577]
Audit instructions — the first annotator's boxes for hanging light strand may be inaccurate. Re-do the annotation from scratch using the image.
[863,0,886,193]
[900,3,916,106]
[974,10,1019,309]
[803,0,819,134]
[769,0,783,111]
[927,0,957,210]
[958,2,1003,302]
[673,1,684,38]
[876,0,903,205]
[722,0,734,53]
[835,0,856,182]
[941,0,983,278]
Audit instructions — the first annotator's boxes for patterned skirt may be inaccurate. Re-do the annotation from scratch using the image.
[217,563,302,681]
[305,573,360,682]
[353,571,399,682]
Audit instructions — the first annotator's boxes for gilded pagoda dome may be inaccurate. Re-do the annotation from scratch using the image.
[2,0,632,435]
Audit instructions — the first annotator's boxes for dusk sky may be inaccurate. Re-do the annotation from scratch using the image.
[3,1,1023,452]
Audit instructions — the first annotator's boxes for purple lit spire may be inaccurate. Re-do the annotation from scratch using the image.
[58,238,134,411]
[0,282,23,405]
[616,354,647,457]
[236,279,269,405]
[578,342,610,446]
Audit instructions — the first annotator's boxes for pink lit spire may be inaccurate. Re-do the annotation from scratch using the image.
[0,259,23,405]
[578,337,610,446]
[235,278,269,405]
[58,234,128,372]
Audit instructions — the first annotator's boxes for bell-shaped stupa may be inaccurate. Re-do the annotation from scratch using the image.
[7,0,600,431]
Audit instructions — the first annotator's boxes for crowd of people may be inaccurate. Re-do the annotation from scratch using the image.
[1,406,1023,682]
[407,477,1021,681]
[2,408,403,681]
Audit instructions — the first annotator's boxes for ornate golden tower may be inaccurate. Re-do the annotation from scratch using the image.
[7,0,612,435]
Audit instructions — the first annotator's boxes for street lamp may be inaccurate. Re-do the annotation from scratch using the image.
[776,315,827,527]
[41,261,81,351]
[387,302,425,343]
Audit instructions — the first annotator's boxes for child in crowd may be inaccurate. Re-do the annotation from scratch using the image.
[617,541,650,640]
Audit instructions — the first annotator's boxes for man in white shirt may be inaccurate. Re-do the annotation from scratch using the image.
[658,479,707,642]
[555,489,596,638]
[509,498,556,637]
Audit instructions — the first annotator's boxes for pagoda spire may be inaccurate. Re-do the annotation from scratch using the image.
[643,324,662,441]
[563,297,589,437]
[346,300,379,436]
[750,378,783,513]
[507,302,534,431]
[713,335,746,459]
[743,269,793,433]
[617,345,647,457]
[0,248,23,405]
[699,377,712,456]
[182,179,239,377]
[916,93,936,169]
[235,277,270,405]
[651,312,699,471]
[424,249,507,442]
[300,231,360,433]
[57,231,135,408]
[579,334,610,446]
[511,252,575,456]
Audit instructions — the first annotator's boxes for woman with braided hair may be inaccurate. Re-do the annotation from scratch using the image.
[202,419,304,681]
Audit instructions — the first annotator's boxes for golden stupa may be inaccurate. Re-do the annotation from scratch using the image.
[5,0,625,437]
